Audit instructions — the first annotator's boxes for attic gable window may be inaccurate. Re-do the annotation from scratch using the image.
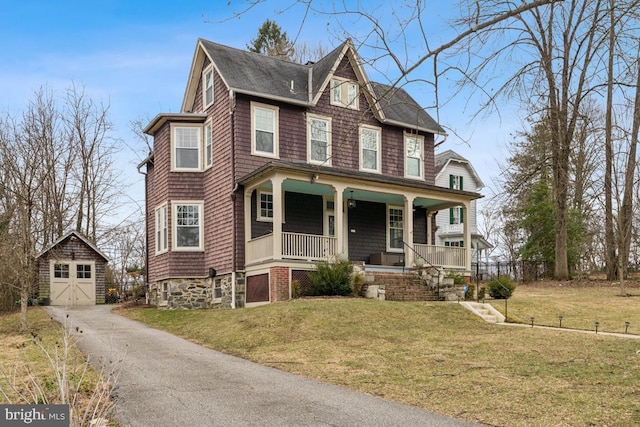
[202,66,214,109]
[331,78,359,110]
[359,124,381,173]
[405,134,424,179]
[171,124,201,171]
[251,102,279,158]
[307,114,331,165]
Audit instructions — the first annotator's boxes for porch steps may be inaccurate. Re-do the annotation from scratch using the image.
[365,272,439,302]
[459,302,505,323]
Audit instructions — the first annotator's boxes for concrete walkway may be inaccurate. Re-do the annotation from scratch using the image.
[45,305,480,427]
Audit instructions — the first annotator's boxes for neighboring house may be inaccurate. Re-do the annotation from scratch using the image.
[434,150,492,262]
[138,38,481,309]
[36,231,109,306]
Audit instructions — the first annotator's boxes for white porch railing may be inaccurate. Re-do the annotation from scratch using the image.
[246,232,337,264]
[282,232,338,260]
[413,243,466,269]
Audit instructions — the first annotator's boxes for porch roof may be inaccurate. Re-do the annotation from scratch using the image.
[237,160,482,210]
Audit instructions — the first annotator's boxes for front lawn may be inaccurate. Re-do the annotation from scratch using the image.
[117,282,640,427]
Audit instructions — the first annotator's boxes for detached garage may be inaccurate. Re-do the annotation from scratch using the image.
[36,231,109,306]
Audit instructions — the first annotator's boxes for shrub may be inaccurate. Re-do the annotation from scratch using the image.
[478,286,486,300]
[488,276,516,299]
[291,280,302,298]
[446,272,465,285]
[351,273,365,297]
[308,260,353,296]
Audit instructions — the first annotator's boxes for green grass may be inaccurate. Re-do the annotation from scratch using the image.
[117,283,640,427]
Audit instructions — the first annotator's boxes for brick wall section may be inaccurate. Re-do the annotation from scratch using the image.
[369,272,439,302]
[270,266,290,302]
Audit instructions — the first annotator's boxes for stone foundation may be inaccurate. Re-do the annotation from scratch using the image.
[155,273,246,310]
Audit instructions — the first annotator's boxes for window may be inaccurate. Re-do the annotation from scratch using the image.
[331,78,359,109]
[445,241,464,247]
[202,66,213,109]
[172,125,201,171]
[450,207,464,225]
[360,125,381,173]
[161,282,168,302]
[308,115,331,165]
[405,134,424,179]
[450,174,464,190]
[155,204,168,254]
[388,207,404,251]
[251,102,279,158]
[54,263,69,279]
[204,121,212,168]
[213,278,222,300]
[76,264,92,279]
[258,190,273,222]
[173,202,204,251]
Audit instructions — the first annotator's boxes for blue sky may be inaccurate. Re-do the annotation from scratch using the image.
[0,1,516,226]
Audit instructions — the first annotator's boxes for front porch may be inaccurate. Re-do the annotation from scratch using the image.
[246,231,467,270]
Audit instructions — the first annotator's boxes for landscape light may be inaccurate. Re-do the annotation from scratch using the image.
[625,321,630,334]
[559,315,563,328]
[530,317,535,328]
[595,321,600,334]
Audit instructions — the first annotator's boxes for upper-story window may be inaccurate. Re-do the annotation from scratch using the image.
[172,201,204,251]
[405,134,424,179]
[155,203,168,254]
[307,114,331,165]
[204,121,213,169]
[202,66,214,109]
[251,102,279,158]
[450,207,464,225]
[172,124,201,171]
[450,174,464,190]
[359,125,381,173]
[331,78,359,110]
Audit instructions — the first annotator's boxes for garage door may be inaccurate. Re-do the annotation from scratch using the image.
[50,261,96,306]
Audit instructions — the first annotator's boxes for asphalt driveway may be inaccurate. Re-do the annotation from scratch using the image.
[46,305,480,427]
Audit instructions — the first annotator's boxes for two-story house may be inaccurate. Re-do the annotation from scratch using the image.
[138,38,481,309]
[434,150,492,262]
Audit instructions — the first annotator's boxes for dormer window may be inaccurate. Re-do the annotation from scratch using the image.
[202,66,214,110]
[331,78,358,110]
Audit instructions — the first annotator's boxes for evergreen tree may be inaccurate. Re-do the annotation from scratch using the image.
[247,19,294,61]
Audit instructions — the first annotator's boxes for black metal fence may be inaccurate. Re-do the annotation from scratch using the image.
[471,260,554,282]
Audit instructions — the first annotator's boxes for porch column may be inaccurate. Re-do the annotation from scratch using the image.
[426,211,433,245]
[244,187,252,254]
[404,195,415,267]
[272,175,284,260]
[333,184,346,258]
[463,201,472,272]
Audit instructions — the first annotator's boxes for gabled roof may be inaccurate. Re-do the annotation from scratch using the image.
[434,149,484,189]
[37,230,109,262]
[181,38,445,134]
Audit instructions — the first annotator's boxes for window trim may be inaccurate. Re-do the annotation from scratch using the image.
[330,77,359,110]
[172,201,204,252]
[202,65,214,110]
[404,133,424,179]
[251,102,279,159]
[212,278,222,302]
[307,114,332,165]
[155,203,168,255]
[387,205,404,252]
[160,281,169,303]
[204,120,213,169]
[359,124,382,173]
[76,263,92,280]
[171,123,202,172]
